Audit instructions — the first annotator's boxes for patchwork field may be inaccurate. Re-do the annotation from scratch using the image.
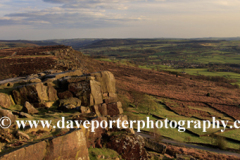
[83,39,240,87]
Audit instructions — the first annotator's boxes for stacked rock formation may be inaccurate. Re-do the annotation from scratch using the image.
[0,70,135,160]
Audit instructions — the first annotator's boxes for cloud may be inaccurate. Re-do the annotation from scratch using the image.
[0,17,19,25]
[0,0,143,28]
[44,0,133,10]
[0,0,240,39]
[3,5,141,29]
[43,0,65,3]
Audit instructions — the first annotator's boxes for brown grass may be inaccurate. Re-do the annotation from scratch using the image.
[95,61,240,120]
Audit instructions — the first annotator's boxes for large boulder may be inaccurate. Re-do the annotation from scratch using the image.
[107,134,147,160]
[68,81,91,106]
[13,83,48,105]
[67,71,116,107]
[68,80,103,106]
[47,85,58,101]
[44,129,89,160]
[89,80,103,105]
[21,101,39,114]
[12,83,58,106]
[0,93,11,109]
[90,71,116,95]
[12,90,22,105]
[0,129,89,160]
[0,109,16,126]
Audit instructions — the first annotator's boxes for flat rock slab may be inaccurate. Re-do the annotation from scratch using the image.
[0,129,89,160]
[43,69,82,79]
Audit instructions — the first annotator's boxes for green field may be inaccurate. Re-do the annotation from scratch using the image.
[165,68,240,85]
[83,39,240,86]
[125,95,240,150]
[217,129,240,141]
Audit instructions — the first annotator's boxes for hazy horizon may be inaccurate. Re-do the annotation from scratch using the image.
[0,0,240,40]
[0,37,240,41]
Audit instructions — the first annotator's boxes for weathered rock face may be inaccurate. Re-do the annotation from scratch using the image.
[91,103,106,117]
[47,85,58,101]
[66,71,116,107]
[0,64,143,159]
[22,101,39,114]
[0,93,11,109]
[89,80,103,105]
[68,79,103,106]
[68,81,91,106]
[12,83,58,107]
[0,129,89,160]
[10,70,121,115]
[90,71,116,95]
[44,129,89,160]
[107,134,147,160]
[0,70,133,159]
[13,83,48,105]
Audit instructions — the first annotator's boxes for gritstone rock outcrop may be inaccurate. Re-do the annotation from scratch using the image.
[0,69,149,160]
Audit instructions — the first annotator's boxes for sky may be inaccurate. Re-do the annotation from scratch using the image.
[0,0,240,40]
